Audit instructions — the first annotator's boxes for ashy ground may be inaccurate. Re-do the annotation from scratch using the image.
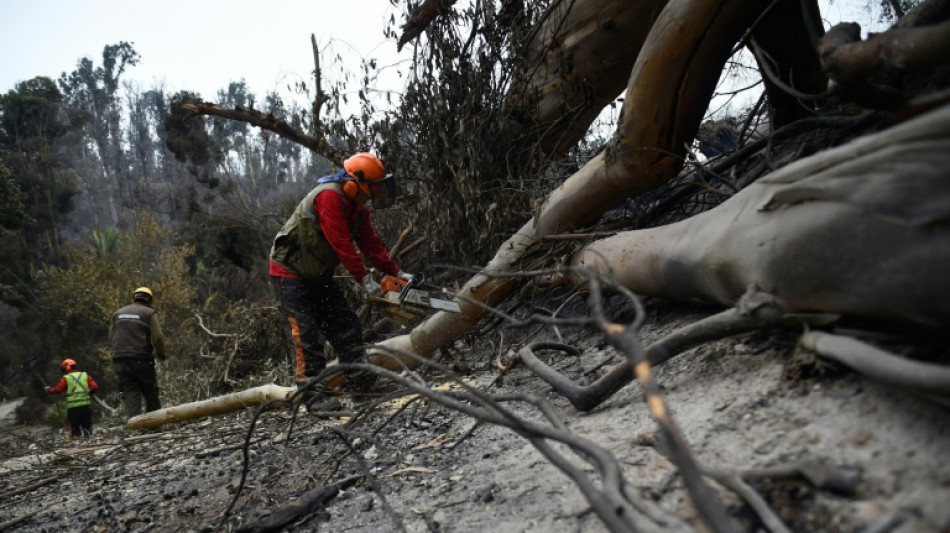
[1,299,948,532]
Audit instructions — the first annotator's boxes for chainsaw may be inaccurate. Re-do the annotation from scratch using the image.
[369,273,461,324]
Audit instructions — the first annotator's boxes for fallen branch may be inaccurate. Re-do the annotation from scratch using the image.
[0,474,58,502]
[702,460,861,533]
[194,313,237,338]
[0,509,40,530]
[237,352,689,532]
[388,221,415,260]
[702,470,791,533]
[235,475,361,533]
[93,395,118,415]
[519,289,792,411]
[127,384,294,430]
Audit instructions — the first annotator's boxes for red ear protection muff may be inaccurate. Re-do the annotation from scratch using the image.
[342,178,369,199]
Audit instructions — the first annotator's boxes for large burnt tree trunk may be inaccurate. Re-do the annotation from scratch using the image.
[374,0,824,363]
[173,0,949,365]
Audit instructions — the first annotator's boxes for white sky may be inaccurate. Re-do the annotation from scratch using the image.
[0,0,405,101]
[0,0,887,109]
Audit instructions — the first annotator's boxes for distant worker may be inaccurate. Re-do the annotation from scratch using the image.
[269,152,413,395]
[110,286,167,417]
[45,358,99,438]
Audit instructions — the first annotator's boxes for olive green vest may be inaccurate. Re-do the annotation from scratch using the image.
[269,182,362,283]
[65,371,92,409]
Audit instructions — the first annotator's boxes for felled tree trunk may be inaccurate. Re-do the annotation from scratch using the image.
[567,103,950,329]
[506,0,666,155]
[372,0,770,364]
[127,384,294,430]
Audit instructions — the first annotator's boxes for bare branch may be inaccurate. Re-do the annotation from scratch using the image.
[398,0,459,51]
[181,102,346,165]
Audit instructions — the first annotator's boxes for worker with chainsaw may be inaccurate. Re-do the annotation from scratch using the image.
[45,358,99,437]
[269,152,412,395]
[110,286,167,417]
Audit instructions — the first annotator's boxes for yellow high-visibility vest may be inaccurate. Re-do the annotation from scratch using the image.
[65,371,91,409]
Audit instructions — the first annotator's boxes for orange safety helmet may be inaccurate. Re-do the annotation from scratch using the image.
[342,152,397,208]
[61,358,77,372]
[342,152,386,199]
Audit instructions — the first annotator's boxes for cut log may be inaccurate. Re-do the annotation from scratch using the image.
[127,384,295,431]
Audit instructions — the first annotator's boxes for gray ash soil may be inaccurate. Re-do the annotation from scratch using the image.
[2,300,949,532]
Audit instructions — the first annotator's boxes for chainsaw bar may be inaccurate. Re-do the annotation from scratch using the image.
[382,289,461,313]
[373,273,462,315]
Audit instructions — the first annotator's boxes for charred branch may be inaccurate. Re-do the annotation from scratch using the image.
[235,475,361,533]
[398,0,459,51]
[819,19,950,84]
[519,291,793,412]
[180,102,347,165]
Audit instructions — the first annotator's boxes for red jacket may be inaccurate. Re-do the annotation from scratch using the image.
[270,188,398,282]
[47,373,99,395]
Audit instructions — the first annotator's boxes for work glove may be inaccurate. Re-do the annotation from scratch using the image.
[44,386,51,393]
[362,276,382,296]
[397,270,414,283]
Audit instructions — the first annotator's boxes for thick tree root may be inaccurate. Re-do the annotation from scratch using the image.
[519,289,795,412]
[800,331,950,396]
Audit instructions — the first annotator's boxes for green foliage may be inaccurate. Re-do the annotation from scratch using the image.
[0,77,76,275]
[92,226,119,256]
[0,159,25,230]
[0,77,67,144]
[32,211,197,373]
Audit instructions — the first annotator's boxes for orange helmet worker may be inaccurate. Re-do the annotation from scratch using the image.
[341,152,397,208]
[268,152,412,403]
[46,358,99,437]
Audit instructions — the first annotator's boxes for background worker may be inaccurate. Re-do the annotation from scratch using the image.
[110,286,167,417]
[45,358,98,437]
[269,152,413,394]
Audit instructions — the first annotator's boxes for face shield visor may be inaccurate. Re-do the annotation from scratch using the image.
[367,174,397,209]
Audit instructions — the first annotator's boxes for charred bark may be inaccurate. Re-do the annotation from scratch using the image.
[507,0,666,155]
[748,0,827,128]
[374,0,775,364]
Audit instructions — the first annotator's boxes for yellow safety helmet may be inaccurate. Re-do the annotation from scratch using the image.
[132,286,154,304]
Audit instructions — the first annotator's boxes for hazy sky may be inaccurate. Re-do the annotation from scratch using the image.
[1,0,887,105]
[0,0,405,100]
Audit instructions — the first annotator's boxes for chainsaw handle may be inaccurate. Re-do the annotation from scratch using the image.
[396,272,427,304]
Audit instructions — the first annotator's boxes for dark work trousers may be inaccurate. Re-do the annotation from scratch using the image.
[271,275,364,385]
[66,405,93,437]
[113,358,161,417]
